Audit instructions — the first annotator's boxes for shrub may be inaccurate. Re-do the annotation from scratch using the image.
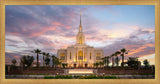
[54,75,73,79]
[104,75,117,79]
[44,76,54,79]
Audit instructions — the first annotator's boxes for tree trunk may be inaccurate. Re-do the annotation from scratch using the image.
[117,56,118,67]
[43,55,44,67]
[37,53,39,67]
[112,57,114,67]
[122,54,124,68]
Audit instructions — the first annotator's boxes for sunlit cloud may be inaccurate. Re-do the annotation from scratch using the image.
[5,5,155,65]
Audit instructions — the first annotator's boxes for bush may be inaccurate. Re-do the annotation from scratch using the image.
[104,75,117,79]
[55,75,73,79]
[44,76,54,79]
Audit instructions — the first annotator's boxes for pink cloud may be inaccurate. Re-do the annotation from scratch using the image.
[127,43,155,57]
[14,55,20,59]
[7,32,20,35]
[52,22,71,29]
[28,26,57,38]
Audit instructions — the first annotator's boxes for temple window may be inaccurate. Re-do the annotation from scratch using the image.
[96,53,101,60]
[78,50,83,60]
[60,53,65,62]
[70,52,71,59]
[75,52,77,62]
[90,52,91,60]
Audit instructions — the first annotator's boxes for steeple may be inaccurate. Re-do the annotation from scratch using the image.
[79,13,82,32]
[76,13,85,45]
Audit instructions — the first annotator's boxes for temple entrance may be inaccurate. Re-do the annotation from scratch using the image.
[74,64,76,68]
[85,64,88,68]
[78,60,83,68]
[78,50,83,68]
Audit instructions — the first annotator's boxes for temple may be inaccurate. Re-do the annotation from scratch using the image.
[57,13,104,68]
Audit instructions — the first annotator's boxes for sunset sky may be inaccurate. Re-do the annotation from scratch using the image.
[5,5,155,65]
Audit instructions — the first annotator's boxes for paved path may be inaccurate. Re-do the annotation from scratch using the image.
[5,75,154,79]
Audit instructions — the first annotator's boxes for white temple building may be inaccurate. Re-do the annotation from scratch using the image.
[57,13,104,68]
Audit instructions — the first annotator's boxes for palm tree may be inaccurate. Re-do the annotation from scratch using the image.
[93,63,97,68]
[120,48,128,68]
[12,59,17,66]
[55,57,60,68]
[62,63,68,68]
[106,56,110,67]
[143,59,150,68]
[32,49,41,67]
[99,61,104,68]
[115,56,120,67]
[45,53,50,67]
[45,57,50,67]
[94,62,99,68]
[65,63,68,68]
[111,53,115,67]
[20,56,26,69]
[25,55,34,68]
[51,55,56,68]
[102,57,107,67]
[115,51,121,67]
[42,52,46,67]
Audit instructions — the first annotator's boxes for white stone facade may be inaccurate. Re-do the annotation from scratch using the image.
[57,14,104,68]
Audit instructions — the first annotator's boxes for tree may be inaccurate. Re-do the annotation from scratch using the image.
[25,55,34,67]
[111,54,115,67]
[42,52,46,67]
[143,59,150,68]
[20,55,34,68]
[94,62,99,68]
[20,56,26,69]
[10,59,17,70]
[93,63,97,68]
[32,49,41,67]
[55,58,61,68]
[127,57,138,69]
[102,57,107,67]
[115,51,121,67]
[106,56,110,67]
[51,54,60,68]
[12,59,17,66]
[65,63,68,68]
[51,55,56,68]
[120,48,128,68]
[62,63,65,68]
[62,63,68,68]
[99,61,104,68]
[45,57,50,67]
[115,56,120,67]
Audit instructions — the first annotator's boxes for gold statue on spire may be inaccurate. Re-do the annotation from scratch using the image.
[79,12,82,32]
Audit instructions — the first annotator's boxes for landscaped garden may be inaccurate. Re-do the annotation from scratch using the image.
[5,48,155,79]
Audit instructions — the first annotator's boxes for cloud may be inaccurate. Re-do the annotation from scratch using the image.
[5,5,155,65]
[101,28,155,60]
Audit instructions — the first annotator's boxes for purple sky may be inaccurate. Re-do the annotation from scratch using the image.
[5,5,155,65]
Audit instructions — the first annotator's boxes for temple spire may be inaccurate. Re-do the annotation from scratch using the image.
[79,13,82,32]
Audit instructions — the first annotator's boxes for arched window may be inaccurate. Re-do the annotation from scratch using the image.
[96,53,101,62]
[76,52,77,62]
[78,50,83,60]
[70,52,71,59]
[60,53,65,62]
[90,52,91,60]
